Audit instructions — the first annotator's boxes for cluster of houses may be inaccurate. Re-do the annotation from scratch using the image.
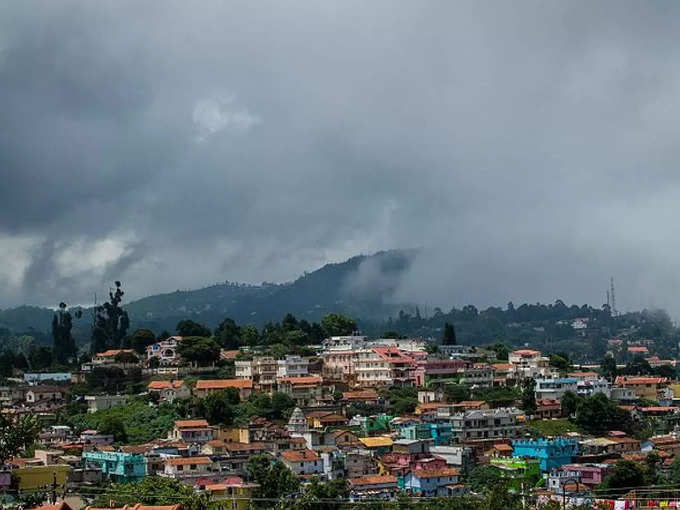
[7,335,680,508]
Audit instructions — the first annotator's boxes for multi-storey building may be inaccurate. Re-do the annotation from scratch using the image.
[193,379,253,401]
[235,356,277,392]
[277,355,310,379]
[146,337,183,365]
[354,347,417,387]
[413,359,469,387]
[614,376,668,400]
[508,349,555,378]
[576,377,611,398]
[279,449,323,476]
[534,378,578,400]
[512,438,578,472]
[277,376,327,406]
[169,419,214,443]
[458,363,494,387]
[82,449,147,482]
[449,408,522,442]
[162,456,218,484]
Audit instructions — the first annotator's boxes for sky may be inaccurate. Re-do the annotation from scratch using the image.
[2,1,680,315]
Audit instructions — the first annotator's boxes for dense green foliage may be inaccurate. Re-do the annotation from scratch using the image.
[246,454,300,501]
[91,477,207,510]
[91,281,130,353]
[52,302,78,363]
[65,399,179,444]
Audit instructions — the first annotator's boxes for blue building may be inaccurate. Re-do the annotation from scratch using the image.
[512,438,578,472]
[82,450,147,482]
[399,423,452,446]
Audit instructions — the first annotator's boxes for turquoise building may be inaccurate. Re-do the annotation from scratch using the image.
[512,438,578,472]
[82,450,147,482]
[400,423,452,446]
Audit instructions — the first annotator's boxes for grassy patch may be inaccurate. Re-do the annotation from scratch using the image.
[526,418,582,436]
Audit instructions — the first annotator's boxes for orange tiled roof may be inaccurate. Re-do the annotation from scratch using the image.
[348,475,397,486]
[174,419,210,428]
[511,349,541,356]
[280,449,319,462]
[166,456,212,466]
[343,390,379,400]
[195,379,253,390]
[615,376,667,385]
[412,468,460,478]
[225,442,268,452]
[278,376,323,385]
[95,349,135,357]
[148,380,185,390]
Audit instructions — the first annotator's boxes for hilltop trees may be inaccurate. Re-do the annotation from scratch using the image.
[321,313,356,336]
[52,302,79,363]
[443,322,456,345]
[91,281,130,354]
[130,328,156,354]
[177,336,220,365]
[176,320,211,338]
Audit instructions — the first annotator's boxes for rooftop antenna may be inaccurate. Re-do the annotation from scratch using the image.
[610,277,617,316]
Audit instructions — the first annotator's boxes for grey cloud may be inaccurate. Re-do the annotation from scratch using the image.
[2,1,680,315]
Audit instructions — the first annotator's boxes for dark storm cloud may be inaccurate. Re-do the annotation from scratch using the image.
[2,1,680,315]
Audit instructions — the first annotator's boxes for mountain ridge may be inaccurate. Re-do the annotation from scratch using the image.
[0,249,417,340]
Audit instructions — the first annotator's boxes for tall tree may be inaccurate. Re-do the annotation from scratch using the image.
[176,320,211,338]
[214,318,241,349]
[130,328,156,354]
[321,313,357,337]
[52,302,79,364]
[521,378,537,414]
[442,322,457,345]
[91,281,130,353]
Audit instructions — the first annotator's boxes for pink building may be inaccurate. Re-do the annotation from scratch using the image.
[413,359,469,387]
[548,464,610,492]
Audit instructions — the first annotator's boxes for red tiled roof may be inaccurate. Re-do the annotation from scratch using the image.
[511,349,541,356]
[174,419,210,428]
[95,349,135,357]
[224,442,268,452]
[342,390,379,400]
[195,379,253,390]
[280,449,319,462]
[412,468,460,478]
[348,475,397,486]
[627,346,649,353]
[372,347,416,364]
[166,456,212,466]
[615,376,667,385]
[148,380,185,390]
[278,376,322,385]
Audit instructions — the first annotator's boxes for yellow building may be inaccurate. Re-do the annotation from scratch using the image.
[216,426,250,444]
[615,376,667,400]
[13,464,71,490]
[205,482,259,510]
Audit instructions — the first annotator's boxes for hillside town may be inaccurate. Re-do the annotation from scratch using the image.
[2,319,680,510]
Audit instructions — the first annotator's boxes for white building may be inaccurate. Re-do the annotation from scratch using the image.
[534,378,579,401]
[84,394,127,413]
[509,349,555,378]
[235,356,277,392]
[277,355,309,379]
[280,449,323,476]
[146,337,183,365]
[576,378,611,398]
[449,408,523,442]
